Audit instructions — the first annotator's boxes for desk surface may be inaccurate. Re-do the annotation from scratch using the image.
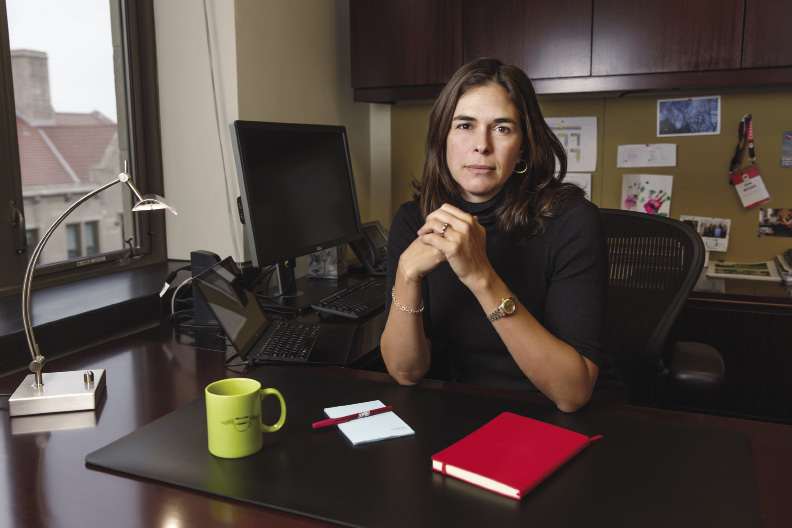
[692,271,792,306]
[2,330,792,528]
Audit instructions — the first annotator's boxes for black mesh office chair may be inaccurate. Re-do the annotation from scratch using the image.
[600,209,725,406]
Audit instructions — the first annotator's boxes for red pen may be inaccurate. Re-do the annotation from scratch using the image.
[312,406,393,429]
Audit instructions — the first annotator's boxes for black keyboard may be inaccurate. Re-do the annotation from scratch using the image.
[252,320,321,362]
[311,277,386,319]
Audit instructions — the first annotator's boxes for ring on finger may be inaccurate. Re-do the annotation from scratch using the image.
[440,223,448,238]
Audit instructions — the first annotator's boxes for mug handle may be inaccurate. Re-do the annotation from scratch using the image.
[259,388,286,432]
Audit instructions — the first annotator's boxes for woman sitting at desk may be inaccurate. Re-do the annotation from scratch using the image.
[380,58,610,413]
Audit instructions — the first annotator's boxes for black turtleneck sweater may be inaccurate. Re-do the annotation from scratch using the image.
[385,194,608,392]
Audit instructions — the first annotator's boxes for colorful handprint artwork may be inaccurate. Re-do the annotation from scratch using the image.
[620,174,673,216]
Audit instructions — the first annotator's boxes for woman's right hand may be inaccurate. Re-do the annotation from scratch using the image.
[398,236,447,283]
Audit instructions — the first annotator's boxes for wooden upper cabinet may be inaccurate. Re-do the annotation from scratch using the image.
[349,0,792,101]
[350,0,462,89]
[592,0,744,76]
[742,0,792,68]
[462,0,592,80]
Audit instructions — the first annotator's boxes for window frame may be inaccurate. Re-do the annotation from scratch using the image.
[0,0,166,297]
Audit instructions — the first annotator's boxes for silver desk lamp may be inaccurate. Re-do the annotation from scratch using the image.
[8,164,177,417]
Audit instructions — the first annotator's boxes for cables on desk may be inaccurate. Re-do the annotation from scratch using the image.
[159,266,198,330]
[160,265,191,298]
[171,277,193,316]
[250,264,294,301]
[224,352,250,369]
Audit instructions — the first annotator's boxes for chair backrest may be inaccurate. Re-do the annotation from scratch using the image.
[599,209,704,404]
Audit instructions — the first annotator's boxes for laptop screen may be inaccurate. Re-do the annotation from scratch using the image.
[192,257,267,356]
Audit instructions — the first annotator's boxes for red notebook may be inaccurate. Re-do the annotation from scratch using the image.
[431,412,601,500]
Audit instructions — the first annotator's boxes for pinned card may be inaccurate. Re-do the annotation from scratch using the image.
[730,166,770,209]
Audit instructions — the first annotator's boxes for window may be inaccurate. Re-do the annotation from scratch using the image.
[25,227,38,255]
[85,220,100,255]
[0,0,165,295]
[66,223,82,259]
[118,212,127,249]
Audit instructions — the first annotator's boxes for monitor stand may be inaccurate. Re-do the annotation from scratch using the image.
[255,262,350,314]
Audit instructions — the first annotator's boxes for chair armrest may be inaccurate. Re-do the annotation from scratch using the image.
[668,342,725,390]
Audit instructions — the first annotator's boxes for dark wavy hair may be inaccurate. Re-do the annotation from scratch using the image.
[416,57,583,240]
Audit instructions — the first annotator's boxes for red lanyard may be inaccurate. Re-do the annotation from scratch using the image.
[745,116,755,163]
[729,114,755,176]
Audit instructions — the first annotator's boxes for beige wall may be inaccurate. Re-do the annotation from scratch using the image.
[390,90,792,263]
[155,0,239,261]
[155,0,387,264]
[390,104,430,222]
[235,0,370,224]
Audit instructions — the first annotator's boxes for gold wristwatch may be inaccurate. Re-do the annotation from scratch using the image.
[487,296,518,322]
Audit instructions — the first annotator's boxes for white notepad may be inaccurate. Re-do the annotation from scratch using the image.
[324,400,414,445]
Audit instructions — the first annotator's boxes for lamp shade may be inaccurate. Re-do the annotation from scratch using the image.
[132,194,178,214]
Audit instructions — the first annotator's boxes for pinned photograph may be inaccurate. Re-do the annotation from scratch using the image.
[782,132,792,168]
[308,246,348,278]
[680,215,731,252]
[657,96,720,137]
[621,174,673,216]
[759,208,792,237]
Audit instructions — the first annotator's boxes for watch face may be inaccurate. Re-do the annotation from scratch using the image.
[503,298,516,314]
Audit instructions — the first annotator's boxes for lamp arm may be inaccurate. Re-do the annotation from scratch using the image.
[21,176,124,383]
[123,174,146,203]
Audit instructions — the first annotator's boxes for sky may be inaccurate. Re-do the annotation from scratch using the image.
[7,0,118,121]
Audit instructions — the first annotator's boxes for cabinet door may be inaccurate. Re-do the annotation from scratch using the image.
[675,302,792,422]
[462,0,592,80]
[742,0,792,68]
[350,0,462,89]
[592,0,743,76]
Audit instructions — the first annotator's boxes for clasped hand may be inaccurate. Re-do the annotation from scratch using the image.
[399,204,493,291]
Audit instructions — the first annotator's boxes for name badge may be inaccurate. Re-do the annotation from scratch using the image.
[729,166,770,209]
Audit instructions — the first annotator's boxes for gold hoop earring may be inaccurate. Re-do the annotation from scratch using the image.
[514,159,528,174]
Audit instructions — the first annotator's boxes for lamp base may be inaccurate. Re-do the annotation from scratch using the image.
[9,369,106,417]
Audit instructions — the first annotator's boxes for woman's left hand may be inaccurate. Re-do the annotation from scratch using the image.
[417,204,494,292]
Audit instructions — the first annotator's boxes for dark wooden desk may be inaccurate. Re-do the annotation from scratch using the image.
[2,329,791,527]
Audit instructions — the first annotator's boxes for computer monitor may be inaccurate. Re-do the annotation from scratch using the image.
[229,120,363,312]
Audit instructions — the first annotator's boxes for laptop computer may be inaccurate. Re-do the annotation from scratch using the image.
[192,257,356,365]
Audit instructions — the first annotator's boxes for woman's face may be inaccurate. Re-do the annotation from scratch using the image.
[445,84,523,203]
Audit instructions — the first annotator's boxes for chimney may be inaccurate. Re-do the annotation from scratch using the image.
[11,49,55,125]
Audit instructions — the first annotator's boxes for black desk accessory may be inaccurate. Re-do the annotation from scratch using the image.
[86,367,759,528]
[349,220,388,277]
[190,250,221,327]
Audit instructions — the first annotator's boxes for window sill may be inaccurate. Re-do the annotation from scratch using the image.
[0,260,188,375]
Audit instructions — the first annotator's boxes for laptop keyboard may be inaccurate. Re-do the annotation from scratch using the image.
[252,320,321,362]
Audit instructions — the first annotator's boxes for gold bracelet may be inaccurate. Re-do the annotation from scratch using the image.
[391,286,424,314]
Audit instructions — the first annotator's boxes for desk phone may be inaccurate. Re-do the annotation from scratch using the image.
[350,221,388,276]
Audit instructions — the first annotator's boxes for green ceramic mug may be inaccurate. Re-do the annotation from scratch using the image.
[205,378,286,458]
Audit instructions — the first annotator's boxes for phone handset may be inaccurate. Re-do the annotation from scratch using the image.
[349,221,388,277]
